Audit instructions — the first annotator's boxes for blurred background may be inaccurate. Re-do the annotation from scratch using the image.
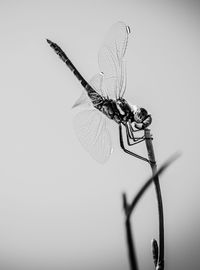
[0,0,199,269]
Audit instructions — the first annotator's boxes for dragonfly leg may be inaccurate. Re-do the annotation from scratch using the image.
[129,122,145,139]
[125,123,145,146]
[119,124,149,163]
[126,135,145,146]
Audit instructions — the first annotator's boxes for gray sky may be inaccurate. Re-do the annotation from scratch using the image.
[0,0,200,269]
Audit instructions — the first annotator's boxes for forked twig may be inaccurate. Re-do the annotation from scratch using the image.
[123,152,180,270]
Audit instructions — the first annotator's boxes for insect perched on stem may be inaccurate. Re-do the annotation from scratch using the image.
[47,21,152,163]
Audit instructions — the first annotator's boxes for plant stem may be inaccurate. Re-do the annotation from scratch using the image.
[122,193,138,270]
[122,153,179,270]
[144,129,164,270]
[127,153,179,216]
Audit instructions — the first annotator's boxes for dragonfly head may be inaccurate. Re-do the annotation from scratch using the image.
[130,105,152,129]
[134,107,148,123]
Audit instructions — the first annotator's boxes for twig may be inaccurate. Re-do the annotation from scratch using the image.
[144,129,163,270]
[123,193,138,270]
[123,153,180,270]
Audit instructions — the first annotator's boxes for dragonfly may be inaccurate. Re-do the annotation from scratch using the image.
[47,21,152,164]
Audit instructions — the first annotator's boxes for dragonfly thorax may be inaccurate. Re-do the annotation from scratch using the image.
[100,98,152,130]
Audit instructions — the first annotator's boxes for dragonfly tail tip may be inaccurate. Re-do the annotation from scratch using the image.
[46,39,51,44]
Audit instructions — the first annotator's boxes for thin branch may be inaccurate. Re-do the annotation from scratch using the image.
[144,129,180,270]
[123,153,180,270]
[144,128,164,270]
[126,153,180,217]
[123,193,138,270]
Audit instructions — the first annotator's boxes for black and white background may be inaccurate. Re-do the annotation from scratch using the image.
[0,0,199,269]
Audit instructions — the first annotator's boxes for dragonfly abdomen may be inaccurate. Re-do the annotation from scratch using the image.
[47,39,103,108]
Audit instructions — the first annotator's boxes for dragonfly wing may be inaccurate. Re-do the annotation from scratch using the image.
[98,21,130,99]
[72,90,92,108]
[72,73,105,109]
[89,73,105,97]
[73,109,113,163]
